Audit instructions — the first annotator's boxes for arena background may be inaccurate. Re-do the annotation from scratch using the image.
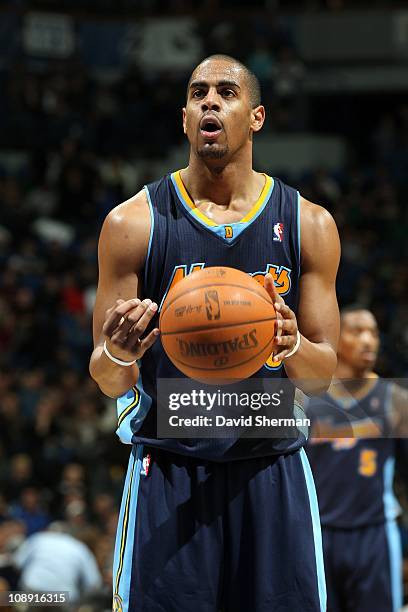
[0,0,408,610]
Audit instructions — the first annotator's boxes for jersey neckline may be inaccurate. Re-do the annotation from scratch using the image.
[170,169,274,243]
[327,376,381,409]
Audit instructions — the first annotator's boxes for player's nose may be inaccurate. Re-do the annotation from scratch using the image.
[361,330,376,348]
[201,88,221,112]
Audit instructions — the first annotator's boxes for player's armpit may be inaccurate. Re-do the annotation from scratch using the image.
[388,384,408,437]
[284,199,340,394]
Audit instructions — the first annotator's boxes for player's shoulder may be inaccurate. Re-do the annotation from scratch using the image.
[299,196,337,233]
[299,196,340,262]
[98,189,151,268]
[104,189,150,234]
[390,380,408,405]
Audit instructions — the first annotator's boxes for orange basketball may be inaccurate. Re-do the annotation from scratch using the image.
[159,266,276,383]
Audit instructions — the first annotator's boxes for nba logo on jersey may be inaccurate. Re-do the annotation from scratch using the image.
[273,223,284,242]
[141,453,151,476]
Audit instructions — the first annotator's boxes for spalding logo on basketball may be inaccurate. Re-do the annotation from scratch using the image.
[159,266,276,383]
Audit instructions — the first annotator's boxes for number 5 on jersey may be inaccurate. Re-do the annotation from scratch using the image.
[358,448,378,477]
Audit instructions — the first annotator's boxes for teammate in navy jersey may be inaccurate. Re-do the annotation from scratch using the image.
[306,307,408,612]
[90,55,340,612]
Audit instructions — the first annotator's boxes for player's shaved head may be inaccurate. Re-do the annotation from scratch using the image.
[340,305,375,323]
[337,306,379,374]
[188,55,261,108]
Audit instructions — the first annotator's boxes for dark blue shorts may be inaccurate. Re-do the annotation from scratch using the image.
[322,523,402,612]
[113,446,326,612]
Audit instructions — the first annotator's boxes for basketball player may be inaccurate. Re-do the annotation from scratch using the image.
[306,307,408,612]
[90,55,340,611]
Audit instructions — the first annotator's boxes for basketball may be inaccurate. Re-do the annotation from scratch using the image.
[159,266,277,383]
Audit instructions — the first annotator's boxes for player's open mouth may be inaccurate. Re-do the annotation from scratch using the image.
[361,351,376,360]
[200,116,223,140]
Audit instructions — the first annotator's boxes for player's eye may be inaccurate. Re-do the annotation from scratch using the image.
[192,89,205,98]
[221,89,235,98]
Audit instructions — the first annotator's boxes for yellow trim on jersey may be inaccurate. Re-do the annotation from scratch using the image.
[173,170,217,227]
[114,454,136,595]
[117,386,140,428]
[240,175,272,223]
[328,375,379,403]
[173,170,272,227]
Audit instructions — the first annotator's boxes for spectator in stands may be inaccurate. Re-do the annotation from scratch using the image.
[14,522,102,604]
[10,487,50,536]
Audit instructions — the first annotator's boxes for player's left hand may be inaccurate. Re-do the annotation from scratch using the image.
[264,273,299,362]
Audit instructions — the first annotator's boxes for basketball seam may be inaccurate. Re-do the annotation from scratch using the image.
[160,281,273,317]
[161,317,276,336]
[167,335,275,371]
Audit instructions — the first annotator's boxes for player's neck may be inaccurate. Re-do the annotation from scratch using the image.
[335,361,376,381]
[331,361,377,400]
[182,155,261,208]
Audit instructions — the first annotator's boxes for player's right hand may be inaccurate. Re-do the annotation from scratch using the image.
[102,298,160,362]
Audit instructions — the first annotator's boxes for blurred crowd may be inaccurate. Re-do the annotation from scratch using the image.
[1,0,400,12]
[0,8,407,610]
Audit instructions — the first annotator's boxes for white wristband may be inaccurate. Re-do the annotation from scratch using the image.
[284,330,301,359]
[103,341,137,367]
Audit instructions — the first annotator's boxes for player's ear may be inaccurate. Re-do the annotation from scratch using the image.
[251,105,265,133]
[182,107,187,134]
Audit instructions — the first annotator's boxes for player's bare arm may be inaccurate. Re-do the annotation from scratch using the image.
[388,383,408,436]
[89,191,159,398]
[265,197,340,394]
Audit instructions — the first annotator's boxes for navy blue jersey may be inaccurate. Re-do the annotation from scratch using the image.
[116,171,304,461]
[305,379,401,528]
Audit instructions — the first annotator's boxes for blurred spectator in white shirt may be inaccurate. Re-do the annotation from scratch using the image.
[14,522,102,603]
